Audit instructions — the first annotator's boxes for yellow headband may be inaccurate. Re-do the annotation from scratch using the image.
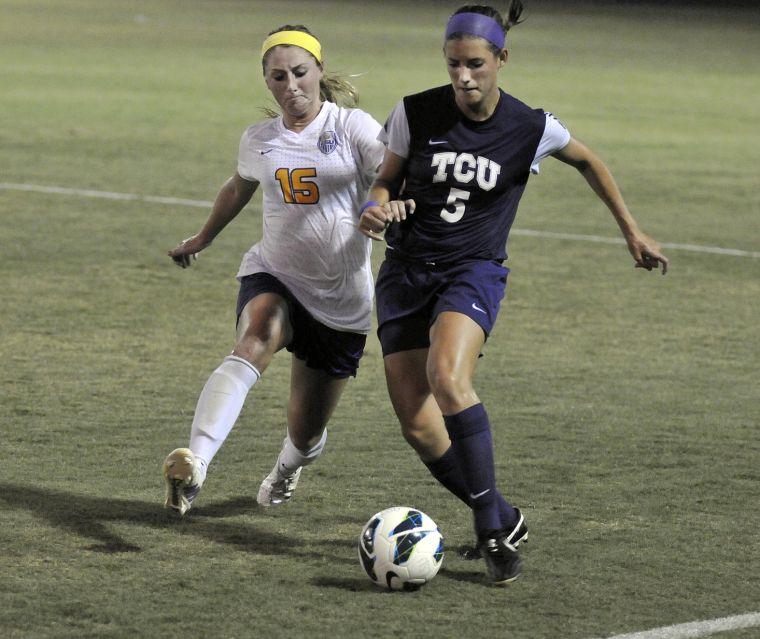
[261,31,323,63]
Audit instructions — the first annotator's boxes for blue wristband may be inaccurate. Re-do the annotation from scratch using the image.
[359,200,379,215]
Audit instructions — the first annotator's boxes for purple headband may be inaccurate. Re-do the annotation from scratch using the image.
[445,12,505,50]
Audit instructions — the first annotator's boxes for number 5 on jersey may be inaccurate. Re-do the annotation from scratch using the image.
[440,187,470,223]
[275,168,320,204]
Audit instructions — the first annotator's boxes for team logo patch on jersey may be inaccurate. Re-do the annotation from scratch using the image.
[317,130,339,155]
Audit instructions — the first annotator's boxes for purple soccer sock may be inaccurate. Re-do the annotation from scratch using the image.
[423,446,517,530]
[423,446,471,505]
[443,403,511,537]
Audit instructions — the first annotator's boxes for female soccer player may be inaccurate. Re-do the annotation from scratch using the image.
[163,25,384,515]
[359,2,668,584]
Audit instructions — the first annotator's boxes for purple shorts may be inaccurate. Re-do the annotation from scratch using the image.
[375,254,509,357]
[236,273,366,378]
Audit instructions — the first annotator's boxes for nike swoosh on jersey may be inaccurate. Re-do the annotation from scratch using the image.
[471,302,486,314]
[428,139,448,145]
[259,149,273,155]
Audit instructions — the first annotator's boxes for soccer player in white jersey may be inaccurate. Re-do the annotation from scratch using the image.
[359,2,668,584]
[162,25,385,515]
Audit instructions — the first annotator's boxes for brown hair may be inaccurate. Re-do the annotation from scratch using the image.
[261,24,359,113]
[448,2,525,55]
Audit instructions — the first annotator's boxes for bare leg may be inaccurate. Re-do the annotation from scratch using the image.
[286,355,348,449]
[384,348,450,462]
[257,355,349,506]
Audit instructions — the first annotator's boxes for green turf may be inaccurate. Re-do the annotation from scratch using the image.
[1,1,758,638]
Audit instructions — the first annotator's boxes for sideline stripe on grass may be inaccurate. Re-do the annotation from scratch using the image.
[0,182,213,209]
[512,229,760,259]
[593,611,760,639]
[2,182,758,259]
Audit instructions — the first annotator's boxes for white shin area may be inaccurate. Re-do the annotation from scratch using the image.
[188,355,260,478]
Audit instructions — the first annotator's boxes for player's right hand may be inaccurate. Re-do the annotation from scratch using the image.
[168,234,212,268]
[626,231,669,275]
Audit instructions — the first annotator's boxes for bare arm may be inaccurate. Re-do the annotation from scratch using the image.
[553,138,668,274]
[358,150,415,242]
[168,173,259,268]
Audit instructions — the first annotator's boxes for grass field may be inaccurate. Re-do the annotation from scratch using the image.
[1,1,759,638]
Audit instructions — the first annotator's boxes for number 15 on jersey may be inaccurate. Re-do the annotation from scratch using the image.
[275,168,320,204]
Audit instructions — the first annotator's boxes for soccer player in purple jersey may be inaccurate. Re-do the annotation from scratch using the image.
[359,2,668,585]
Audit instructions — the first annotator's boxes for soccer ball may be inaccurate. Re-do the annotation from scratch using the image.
[358,506,444,591]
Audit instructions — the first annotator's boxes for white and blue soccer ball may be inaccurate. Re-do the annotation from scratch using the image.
[358,506,444,591]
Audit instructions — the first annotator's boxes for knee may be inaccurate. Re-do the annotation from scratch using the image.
[233,324,283,369]
[233,334,272,365]
[393,403,435,448]
[400,420,428,448]
[399,419,448,459]
[426,362,476,413]
[234,298,290,367]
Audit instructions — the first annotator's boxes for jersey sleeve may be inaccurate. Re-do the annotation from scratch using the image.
[237,127,262,182]
[377,100,410,159]
[344,109,385,178]
[530,113,571,174]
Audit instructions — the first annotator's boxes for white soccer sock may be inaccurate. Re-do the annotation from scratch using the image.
[277,428,327,477]
[189,355,260,475]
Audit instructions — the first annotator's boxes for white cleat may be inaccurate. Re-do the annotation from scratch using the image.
[163,448,204,515]
[257,464,302,507]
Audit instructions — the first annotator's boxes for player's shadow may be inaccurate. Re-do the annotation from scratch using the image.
[311,576,377,592]
[312,567,486,592]
[0,483,348,561]
[194,496,258,517]
[437,565,487,585]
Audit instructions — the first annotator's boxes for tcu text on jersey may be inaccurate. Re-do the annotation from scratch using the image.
[431,152,501,191]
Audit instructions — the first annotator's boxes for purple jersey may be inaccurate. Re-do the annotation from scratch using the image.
[384,85,547,263]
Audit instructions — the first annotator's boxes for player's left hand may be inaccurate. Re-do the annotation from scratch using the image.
[359,199,415,242]
[627,232,669,274]
[383,199,416,224]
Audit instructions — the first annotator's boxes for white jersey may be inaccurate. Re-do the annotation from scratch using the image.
[236,102,384,334]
